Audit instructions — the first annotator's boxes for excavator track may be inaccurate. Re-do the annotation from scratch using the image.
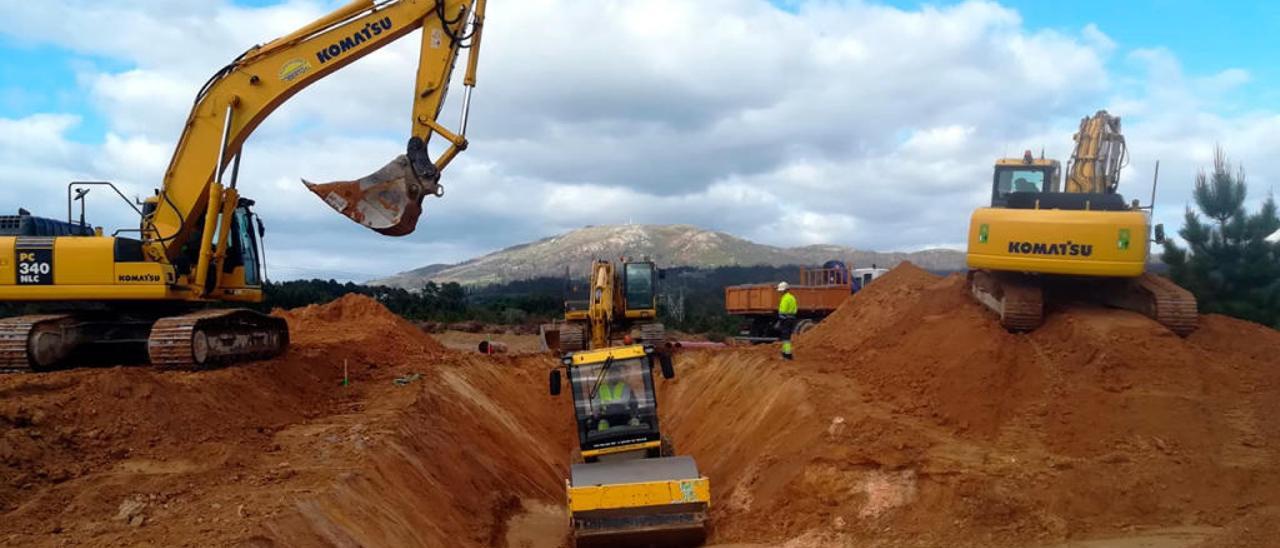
[1104,273,1199,337]
[968,270,1044,332]
[638,322,665,346]
[558,323,587,353]
[148,309,288,369]
[0,314,80,373]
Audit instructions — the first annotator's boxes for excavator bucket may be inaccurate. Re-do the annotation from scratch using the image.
[303,155,433,236]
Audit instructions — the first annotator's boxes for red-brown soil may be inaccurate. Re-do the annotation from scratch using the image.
[3,273,1280,547]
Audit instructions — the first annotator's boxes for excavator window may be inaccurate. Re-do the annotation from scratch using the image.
[225,206,262,286]
[623,263,656,311]
[992,168,1049,207]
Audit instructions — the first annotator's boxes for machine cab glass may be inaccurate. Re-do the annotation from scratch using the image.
[569,354,659,450]
[990,162,1060,208]
[224,200,264,287]
[623,262,656,311]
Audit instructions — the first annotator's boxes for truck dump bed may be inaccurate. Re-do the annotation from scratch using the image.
[723,283,849,314]
[724,264,852,316]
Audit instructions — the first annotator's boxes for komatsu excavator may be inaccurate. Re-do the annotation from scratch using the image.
[540,259,666,353]
[549,344,710,547]
[966,110,1197,335]
[0,0,487,371]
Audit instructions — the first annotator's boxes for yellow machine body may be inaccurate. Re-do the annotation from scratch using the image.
[962,111,1197,336]
[967,207,1149,277]
[541,260,663,353]
[568,476,711,514]
[550,344,709,546]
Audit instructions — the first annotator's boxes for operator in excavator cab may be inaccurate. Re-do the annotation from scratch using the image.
[594,367,638,431]
[777,282,797,360]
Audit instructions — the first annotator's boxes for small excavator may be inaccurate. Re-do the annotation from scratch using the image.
[0,0,486,371]
[540,258,666,353]
[549,344,710,547]
[966,110,1197,335]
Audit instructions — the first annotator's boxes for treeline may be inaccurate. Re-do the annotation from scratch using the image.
[1162,147,1280,329]
[255,264,825,335]
[257,278,563,324]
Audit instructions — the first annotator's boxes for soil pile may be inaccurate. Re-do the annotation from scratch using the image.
[4,272,1280,547]
[275,293,447,353]
[0,296,569,547]
[663,263,1280,546]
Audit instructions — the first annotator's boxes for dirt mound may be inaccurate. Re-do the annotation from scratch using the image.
[5,278,1280,547]
[663,263,1280,546]
[274,293,446,353]
[0,295,566,547]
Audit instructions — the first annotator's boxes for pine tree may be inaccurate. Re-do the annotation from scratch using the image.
[1162,147,1280,328]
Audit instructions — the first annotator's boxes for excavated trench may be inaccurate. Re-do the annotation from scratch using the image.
[4,267,1280,547]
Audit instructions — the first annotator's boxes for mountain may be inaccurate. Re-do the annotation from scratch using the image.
[372,224,966,287]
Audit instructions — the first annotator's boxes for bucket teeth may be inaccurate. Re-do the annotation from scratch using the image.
[303,154,434,236]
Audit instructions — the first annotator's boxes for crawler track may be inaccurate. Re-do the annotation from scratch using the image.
[1119,273,1199,336]
[969,270,1044,332]
[149,309,288,369]
[0,314,78,373]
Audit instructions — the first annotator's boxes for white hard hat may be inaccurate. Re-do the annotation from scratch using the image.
[776,282,789,292]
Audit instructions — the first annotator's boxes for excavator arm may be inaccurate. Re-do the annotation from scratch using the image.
[143,0,486,293]
[1065,110,1127,194]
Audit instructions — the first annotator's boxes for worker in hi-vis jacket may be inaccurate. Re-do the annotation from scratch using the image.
[777,282,797,360]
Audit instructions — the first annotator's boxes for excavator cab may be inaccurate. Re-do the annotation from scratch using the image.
[622,260,658,313]
[990,152,1061,207]
[549,344,708,547]
[223,200,265,287]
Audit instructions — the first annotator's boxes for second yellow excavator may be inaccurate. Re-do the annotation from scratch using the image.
[966,110,1197,335]
[540,258,665,353]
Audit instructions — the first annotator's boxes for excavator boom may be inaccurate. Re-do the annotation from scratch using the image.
[148,0,485,267]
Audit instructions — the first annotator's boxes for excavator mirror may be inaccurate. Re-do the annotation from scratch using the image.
[255,216,266,238]
[549,369,562,396]
[1154,224,1166,245]
[658,353,675,380]
[657,268,666,280]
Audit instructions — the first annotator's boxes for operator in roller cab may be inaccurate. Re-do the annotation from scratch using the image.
[593,366,638,431]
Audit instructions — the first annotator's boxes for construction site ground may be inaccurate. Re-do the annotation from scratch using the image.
[3,264,1280,547]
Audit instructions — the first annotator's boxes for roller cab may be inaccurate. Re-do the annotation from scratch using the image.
[549,344,709,547]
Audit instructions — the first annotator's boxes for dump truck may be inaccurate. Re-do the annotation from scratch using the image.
[548,344,709,547]
[725,261,885,342]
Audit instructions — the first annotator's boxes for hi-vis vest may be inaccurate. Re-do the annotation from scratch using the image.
[779,292,798,315]
[600,382,627,403]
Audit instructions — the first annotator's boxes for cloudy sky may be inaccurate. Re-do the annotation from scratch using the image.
[1,1,1277,281]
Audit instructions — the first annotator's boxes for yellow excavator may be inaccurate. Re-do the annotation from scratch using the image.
[966,110,1197,335]
[549,344,710,547]
[0,0,487,371]
[540,259,666,353]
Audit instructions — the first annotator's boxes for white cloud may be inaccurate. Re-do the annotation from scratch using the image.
[0,0,1276,281]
